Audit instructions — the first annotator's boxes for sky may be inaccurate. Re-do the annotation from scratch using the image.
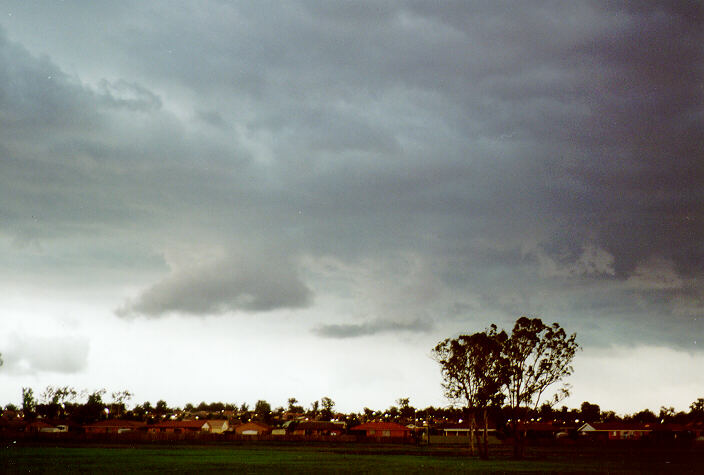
[0,1,702,416]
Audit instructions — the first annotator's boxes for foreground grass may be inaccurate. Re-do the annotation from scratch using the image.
[1,443,701,473]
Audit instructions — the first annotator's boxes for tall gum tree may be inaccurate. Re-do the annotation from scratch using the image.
[433,316,579,459]
[503,316,579,458]
[433,326,507,458]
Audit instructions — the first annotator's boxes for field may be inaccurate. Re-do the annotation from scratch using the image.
[1,443,702,473]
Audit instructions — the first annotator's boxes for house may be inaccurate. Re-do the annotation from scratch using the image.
[202,420,229,434]
[282,411,306,421]
[687,422,704,441]
[234,422,270,435]
[441,422,496,437]
[25,421,55,433]
[83,420,145,434]
[147,420,207,434]
[40,424,69,433]
[516,422,571,439]
[349,422,412,438]
[290,421,344,436]
[0,418,25,433]
[578,422,652,440]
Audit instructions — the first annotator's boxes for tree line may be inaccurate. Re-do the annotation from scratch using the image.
[2,385,703,439]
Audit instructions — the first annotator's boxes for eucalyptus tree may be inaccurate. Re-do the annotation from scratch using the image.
[502,316,579,458]
[433,316,579,459]
[433,326,507,458]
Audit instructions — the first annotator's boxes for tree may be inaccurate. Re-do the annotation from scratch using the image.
[39,386,77,419]
[254,400,271,423]
[580,401,601,423]
[433,325,507,458]
[22,387,36,421]
[287,397,304,413]
[320,397,335,421]
[629,409,657,424]
[81,389,107,423]
[309,400,320,419]
[155,400,169,417]
[690,398,704,420]
[397,397,415,422]
[110,390,133,419]
[503,317,579,458]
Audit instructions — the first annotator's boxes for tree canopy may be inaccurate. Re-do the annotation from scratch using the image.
[433,315,579,459]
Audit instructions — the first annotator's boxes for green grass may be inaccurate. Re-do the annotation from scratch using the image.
[1,444,702,473]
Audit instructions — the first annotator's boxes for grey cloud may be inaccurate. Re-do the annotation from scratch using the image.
[117,252,312,317]
[0,1,702,350]
[2,334,89,375]
[98,79,162,111]
[0,29,98,136]
[314,318,433,339]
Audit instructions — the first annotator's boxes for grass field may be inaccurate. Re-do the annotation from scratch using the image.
[1,443,702,473]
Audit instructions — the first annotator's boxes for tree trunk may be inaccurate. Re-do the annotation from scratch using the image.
[481,408,489,460]
[468,412,476,456]
[511,420,524,459]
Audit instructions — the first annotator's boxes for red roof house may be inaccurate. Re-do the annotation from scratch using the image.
[290,421,345,436]
[83,420,146,434]
[578,422,653,440]
[349,422,412,438]
[234,422,271,435]
[147,420,207,434]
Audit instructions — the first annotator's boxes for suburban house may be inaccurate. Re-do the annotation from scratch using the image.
[290,421,344,436]
[349,422,412,438]
[0,418,25,433]
[441,422,497,438]
[24,421,56,433]
[147,420,207,434]
[83,420,146,434]
[40,423,69,433]
[202,420,229,434]
[234,422,270,435]
[578,422,653,440]
[517,422,572,439]
[282,411,306,421]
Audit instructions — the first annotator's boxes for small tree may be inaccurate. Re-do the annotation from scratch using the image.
[40,386,77,419]
[110,390,133,419]
[397,397,415,423]
[320,397,335,421]
[22,387,36,421]
[503,316,579,458]
[580,401,601,423]
[155,400,169,417]
[690,398,704,420]
[83,389,107,423]
[254,400,272,423]
[309,400,320,419]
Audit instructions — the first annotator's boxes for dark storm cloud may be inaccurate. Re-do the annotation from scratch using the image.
[0,2,701,346]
